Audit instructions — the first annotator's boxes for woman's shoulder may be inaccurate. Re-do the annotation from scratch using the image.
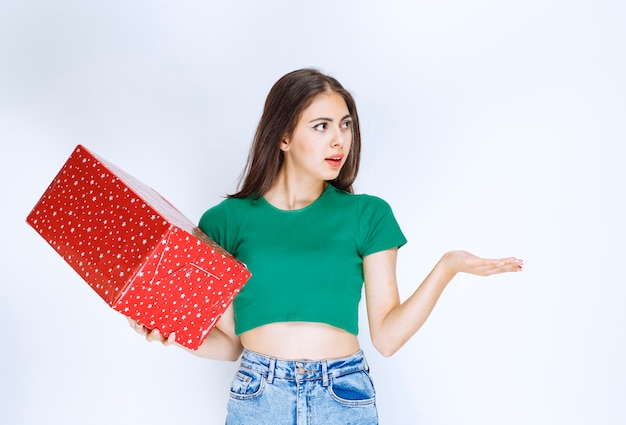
[205,195,257,212]
[199,196,256,226]
[328,185,392,209]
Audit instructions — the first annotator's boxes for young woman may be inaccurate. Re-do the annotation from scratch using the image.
[130,68,523,424]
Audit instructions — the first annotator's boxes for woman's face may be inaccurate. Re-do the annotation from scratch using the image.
[280,91,353,184]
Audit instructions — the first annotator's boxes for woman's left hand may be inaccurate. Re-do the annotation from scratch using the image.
[442,250,524,276]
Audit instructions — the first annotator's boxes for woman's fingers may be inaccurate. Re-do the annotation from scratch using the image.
[142,326,176,345]
[484,257,524,275]
[165,332,177,346]
[145,328,161,342]
[128,317,148,336]
[128,317,174,345]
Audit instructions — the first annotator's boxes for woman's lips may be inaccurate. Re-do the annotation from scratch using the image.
[325,155,343,168]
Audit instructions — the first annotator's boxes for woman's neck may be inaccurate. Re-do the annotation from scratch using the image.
[264,173,327,211]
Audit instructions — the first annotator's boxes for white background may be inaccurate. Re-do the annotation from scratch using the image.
[1,1,625,424]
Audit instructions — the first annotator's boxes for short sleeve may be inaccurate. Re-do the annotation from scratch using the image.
[358,195,407,257]
[198,200,236,255]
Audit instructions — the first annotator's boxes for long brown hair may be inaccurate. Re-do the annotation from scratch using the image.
[229,68,361,199]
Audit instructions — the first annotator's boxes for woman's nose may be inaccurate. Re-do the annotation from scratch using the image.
[332,129,347,147]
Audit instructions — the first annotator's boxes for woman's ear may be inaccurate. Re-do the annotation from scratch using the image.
[280,135,290,152]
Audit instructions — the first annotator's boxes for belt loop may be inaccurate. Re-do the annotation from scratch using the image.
[267,358,276,384]
[361,351,369,372]
[322,360,329,387]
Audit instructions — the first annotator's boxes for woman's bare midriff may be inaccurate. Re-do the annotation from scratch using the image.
[239,322,361,361]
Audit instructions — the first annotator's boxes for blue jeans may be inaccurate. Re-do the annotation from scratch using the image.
[225,349,379,425]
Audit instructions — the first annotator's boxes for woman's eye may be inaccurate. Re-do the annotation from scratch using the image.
[341,120,353,129]
[314,123,327,131]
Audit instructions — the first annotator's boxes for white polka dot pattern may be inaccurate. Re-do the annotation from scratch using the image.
[26,145,251,350]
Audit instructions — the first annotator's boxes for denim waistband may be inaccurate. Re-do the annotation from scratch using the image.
[239,349,369,386]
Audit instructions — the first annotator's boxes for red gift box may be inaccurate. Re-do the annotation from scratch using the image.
[26,145,250,350]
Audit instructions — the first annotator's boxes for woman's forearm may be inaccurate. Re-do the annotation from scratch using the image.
[180,327,243,361]
[369,250,523,357]
[131,316,243,361]
[371,255,455,357]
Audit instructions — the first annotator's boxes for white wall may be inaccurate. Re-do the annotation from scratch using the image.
[1,1,624,424]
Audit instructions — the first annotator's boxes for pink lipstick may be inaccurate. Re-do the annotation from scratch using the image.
[325,154,343,168]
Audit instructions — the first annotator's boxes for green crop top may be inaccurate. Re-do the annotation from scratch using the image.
[198,184,407,335]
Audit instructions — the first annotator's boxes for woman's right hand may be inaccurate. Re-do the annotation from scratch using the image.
[127,317,176,346]
[126,305,242,361]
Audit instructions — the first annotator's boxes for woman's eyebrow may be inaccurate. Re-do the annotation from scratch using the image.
[308,114,352,123]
